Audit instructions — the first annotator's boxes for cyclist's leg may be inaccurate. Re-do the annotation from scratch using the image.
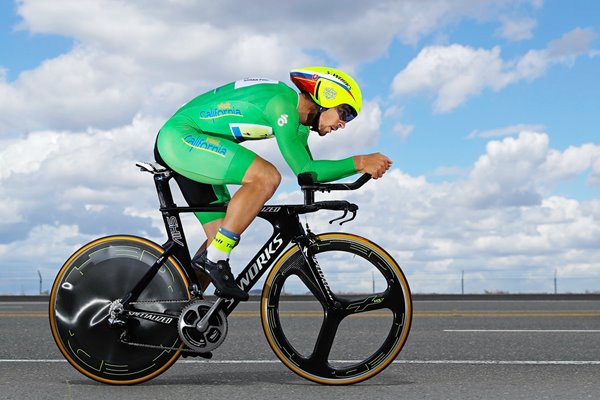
[156,128,279,299]
[221,155,281,234]
[188,156,280,257]
[156,128,280,237]
[199,220,222,248]
[194,155,280,265]
[155,129,242,257]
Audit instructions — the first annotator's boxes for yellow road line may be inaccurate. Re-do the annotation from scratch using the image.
[0,313,48,317]
[4,310,600,318]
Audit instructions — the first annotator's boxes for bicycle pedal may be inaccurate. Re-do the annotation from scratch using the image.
[188,283,203,298]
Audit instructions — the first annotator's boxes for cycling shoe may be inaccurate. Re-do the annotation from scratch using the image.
[191,252,249,301]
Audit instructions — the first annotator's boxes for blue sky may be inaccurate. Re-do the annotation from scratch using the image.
[1,0,599,294]
[1,3,71,81]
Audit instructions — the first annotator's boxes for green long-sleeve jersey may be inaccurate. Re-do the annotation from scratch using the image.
[160,78,357,182]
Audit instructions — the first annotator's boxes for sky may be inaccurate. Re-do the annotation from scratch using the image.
[1,0,599,295]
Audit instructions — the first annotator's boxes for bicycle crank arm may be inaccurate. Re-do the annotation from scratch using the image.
[195,297,226,332]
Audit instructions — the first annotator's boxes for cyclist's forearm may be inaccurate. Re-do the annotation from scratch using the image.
[296,157,357,182]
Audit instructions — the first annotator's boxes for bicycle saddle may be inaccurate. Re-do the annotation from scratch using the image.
[136,161,170,175]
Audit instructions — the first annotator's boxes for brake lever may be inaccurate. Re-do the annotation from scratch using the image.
[340,210,357,225]
[328,210,348,225]
[328,209,358,225]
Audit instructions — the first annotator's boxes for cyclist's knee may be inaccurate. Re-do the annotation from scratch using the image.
[260,163,281,196]
[245,158,281,196]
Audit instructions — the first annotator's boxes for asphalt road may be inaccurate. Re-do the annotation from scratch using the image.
[1,298,599,400]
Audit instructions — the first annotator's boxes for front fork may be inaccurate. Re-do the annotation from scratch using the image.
[293,230,341,310]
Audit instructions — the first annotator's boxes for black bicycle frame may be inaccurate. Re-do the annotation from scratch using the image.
[122,170,319,316]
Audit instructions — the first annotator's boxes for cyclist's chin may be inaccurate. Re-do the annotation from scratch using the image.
[318,127,331,136]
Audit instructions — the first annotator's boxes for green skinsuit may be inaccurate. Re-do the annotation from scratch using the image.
[156,78,357,223]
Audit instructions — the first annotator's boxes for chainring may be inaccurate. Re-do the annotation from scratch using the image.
[177,300,228,353]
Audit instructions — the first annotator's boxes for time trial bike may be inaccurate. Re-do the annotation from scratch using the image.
[49,162,412,385]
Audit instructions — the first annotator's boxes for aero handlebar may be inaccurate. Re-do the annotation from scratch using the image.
[297,172,372,205]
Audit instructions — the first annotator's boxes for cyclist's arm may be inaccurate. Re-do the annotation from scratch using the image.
[266,95,357,182]
[279,132,357,182]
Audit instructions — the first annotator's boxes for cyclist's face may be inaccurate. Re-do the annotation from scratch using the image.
[317,108,347,136]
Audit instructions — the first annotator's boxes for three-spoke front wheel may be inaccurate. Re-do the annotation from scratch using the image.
[261,233,412,384]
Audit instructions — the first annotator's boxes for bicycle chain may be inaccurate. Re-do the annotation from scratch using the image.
[119,334,207,354]
[128,299,192,306]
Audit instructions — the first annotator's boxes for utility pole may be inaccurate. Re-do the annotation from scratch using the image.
[461,270,464,295]
[372,271,375,293]
[37,270,42,295]
[554,269,557,295]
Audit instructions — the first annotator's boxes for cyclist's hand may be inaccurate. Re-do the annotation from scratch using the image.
[354,153,393,179]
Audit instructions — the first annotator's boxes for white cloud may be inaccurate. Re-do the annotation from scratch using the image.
[2,123,600,294]
[0,115,164,242]
[541,143,600,186]
[1,0,551,133]
[0,224,84,263]
[496,16,537,41]
[546,27,597,63]
[464,131,550,207]
[454,131,600,208]
[289,131,600,291]
[467,124,545,139]
[0,47,151,132]
[392,28,597,112]
[592,158,600,185]
[0,196,25,225]
[393,123,415,142]
[392,44,508,112]
[3,1,600,294]
[16,0,521,63]
[331,131,600,293]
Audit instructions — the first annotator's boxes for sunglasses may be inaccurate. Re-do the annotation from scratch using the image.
[336,104,357,123]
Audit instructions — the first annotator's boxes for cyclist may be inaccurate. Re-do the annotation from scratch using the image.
[155,66,392,301]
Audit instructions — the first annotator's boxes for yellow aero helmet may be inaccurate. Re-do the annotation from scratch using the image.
[290,66,363,118]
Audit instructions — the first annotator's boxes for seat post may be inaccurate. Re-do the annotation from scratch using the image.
[154,172,176,208]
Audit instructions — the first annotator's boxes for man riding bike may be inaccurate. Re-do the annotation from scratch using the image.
[154,66,392,301]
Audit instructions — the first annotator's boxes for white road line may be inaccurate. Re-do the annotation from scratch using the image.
[0,360,67,363]
[445,329,600,333]
[2,359,600,365]
[396,360,600,365]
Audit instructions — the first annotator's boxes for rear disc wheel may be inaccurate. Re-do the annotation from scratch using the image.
[49,235,190,384]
